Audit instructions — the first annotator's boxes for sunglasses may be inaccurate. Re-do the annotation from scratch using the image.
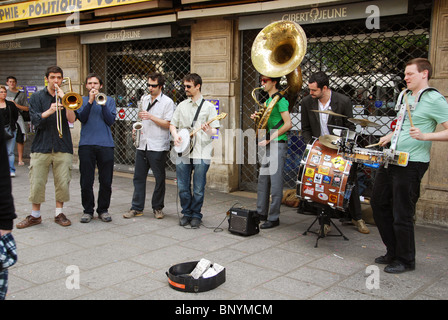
[147,83,159,88]
[184,84,193,89]
[260,78,271,83]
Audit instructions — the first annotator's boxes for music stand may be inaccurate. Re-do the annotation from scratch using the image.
[302,202,349,248]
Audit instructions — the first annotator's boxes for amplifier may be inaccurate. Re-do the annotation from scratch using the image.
[228,208,260,236]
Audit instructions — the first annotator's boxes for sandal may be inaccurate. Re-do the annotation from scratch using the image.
[18,161,25,166]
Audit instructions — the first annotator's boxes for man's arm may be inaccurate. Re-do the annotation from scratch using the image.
[409,121,448,141]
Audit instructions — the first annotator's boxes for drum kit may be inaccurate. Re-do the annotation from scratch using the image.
[297,110,409,247]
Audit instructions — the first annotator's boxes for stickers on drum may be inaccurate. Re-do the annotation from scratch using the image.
[297,139,352,211]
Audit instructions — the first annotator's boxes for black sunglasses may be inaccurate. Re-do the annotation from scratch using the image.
[147,83,159,88]
[184,84,193,89]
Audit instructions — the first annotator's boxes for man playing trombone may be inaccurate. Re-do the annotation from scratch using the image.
[77,73,116,223]
[17,66,76,229]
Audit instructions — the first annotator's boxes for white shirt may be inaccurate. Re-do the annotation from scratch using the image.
[138,92,175,152]
[171,96,220,159]
[318,91,332,136]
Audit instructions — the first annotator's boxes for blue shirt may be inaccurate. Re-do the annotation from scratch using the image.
[77,96,116,147]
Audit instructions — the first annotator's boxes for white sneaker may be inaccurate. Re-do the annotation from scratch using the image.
[10,172,16,177]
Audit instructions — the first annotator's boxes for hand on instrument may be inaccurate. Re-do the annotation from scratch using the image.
[409,126,425,141]
[138,110,152,121]
[378,133,392,147]
[173,133,182,147]
[54,84,65,100]
[250,112,259,120]
[258,139,270,147]
[201,123,213,136]
[88,88,98,103]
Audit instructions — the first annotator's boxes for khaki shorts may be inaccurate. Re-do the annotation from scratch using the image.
[29,152,73,204]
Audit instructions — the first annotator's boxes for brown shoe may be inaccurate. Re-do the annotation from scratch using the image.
[16,215,42,229]
[55,213,71,227]
[352,219,370,234]
[154,209,164,219]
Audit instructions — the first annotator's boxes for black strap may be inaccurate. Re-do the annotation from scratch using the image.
[265,119,284,141]
[146,98,158,112]
[14,92,21,101]
[191,99,205,128]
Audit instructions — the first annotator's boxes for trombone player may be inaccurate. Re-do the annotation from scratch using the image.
[77,73,116,223]
[17,66,76,229]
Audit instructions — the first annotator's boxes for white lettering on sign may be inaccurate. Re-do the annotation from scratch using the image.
[282,7,347,23]
[103,29,142,42]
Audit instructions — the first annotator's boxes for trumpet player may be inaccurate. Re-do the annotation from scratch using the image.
[123,73,174,220]
[17,66,76,229]
[77,73,116,223]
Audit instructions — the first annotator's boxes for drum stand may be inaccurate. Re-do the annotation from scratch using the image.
[302,203,349,248]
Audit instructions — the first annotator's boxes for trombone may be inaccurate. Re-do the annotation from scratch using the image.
[55,77,82,138]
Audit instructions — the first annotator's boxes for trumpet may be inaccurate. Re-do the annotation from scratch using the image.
[132,101,143,148]
[55,77,82,138]
[95,92,107,105]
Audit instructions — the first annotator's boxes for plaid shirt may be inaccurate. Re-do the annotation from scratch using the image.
[0,233,17,300]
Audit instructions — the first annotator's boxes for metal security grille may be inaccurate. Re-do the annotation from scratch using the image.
[240,2,432,194]
[89,28,191,176]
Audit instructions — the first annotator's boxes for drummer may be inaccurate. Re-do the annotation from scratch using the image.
[300,71,369,234]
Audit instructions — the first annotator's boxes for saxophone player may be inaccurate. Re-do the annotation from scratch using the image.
[250,75,292,229]
[77,73,116,223]
[123,73,174,220]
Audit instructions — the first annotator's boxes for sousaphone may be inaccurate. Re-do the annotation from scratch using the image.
[251,20,307,136]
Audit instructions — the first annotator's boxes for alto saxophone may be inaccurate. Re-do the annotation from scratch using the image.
[133,101,143,148]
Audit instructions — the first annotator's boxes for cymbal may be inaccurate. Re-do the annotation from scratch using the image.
[348,118,381,127]
[319,135,340,150]
[311,109,347,117]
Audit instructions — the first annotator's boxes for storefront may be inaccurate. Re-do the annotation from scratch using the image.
[1,0,447,225]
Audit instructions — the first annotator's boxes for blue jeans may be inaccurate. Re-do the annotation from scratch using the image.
[176,158,210,220]
[6,130,16,174]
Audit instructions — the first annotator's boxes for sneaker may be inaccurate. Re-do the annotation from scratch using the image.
[99,212,112,222]
[10,172,15,177]
[352,219,370,234]
[179,216,191,226]
[190,218,202,228]
[123,209,143,219]
[55,213,71,227]
[16,215,42,229]
[154,209,164,219]
[80,214,93,223]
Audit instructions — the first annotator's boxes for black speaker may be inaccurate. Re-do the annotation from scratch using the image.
[228,208,260,236]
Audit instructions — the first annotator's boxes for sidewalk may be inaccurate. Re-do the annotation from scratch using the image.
[6,162,448,300]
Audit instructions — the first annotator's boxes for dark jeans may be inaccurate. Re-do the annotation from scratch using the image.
[131,149,167,212]
[79,145,114,215]
[371,161,429,266]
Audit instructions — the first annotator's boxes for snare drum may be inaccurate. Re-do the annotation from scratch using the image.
[296,139,353,211]
[342,147,384,165]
